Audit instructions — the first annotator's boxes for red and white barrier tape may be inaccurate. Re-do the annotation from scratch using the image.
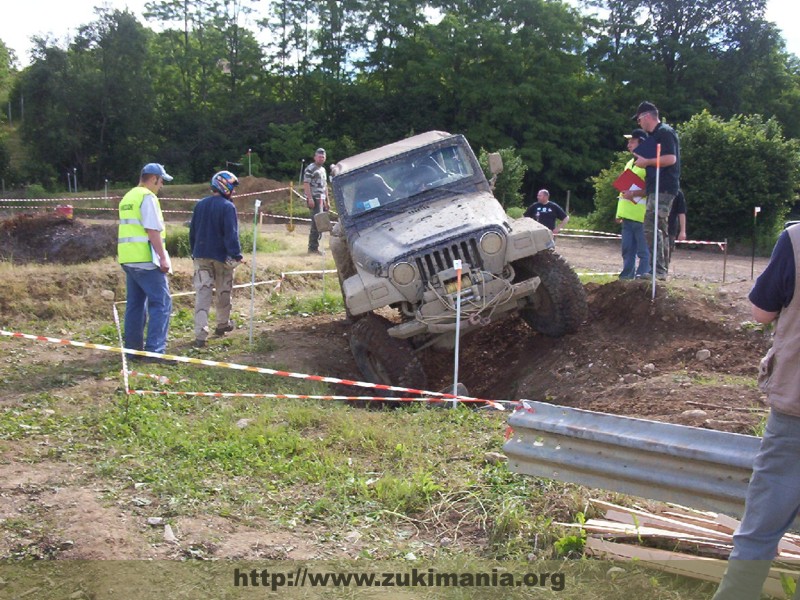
[0,327,505,410]
[1,204,308,224]
[561,228,621,237]
[558,233,622,241]
[0,187,290,204]
[261,212,312,223]
[675,239,727,250]
[561,230,726,251]
[1,198,113,203]
[130,390,469,403]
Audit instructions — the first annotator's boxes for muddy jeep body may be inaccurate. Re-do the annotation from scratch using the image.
[323,131,587,392]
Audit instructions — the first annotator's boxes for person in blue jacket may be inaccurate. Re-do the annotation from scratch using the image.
[189,170,243,347]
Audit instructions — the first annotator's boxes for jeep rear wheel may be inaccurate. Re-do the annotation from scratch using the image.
[349,313,428,408]
[514,250,587,337]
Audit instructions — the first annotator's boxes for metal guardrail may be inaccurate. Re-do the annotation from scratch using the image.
[503,400,760,518]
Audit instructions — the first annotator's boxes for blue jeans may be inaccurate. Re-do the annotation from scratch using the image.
[619,219,650,279]
[122,265,172,354]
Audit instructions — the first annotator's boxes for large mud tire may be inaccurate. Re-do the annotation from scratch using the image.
[349,313,428,408]
[514,250,587,337]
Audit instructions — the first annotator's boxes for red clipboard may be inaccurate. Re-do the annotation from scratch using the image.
[613,169,646,193]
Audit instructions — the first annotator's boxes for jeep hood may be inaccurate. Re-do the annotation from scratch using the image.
[350,191,508,270]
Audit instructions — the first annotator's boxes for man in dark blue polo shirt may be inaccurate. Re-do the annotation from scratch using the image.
[632,101,681,280]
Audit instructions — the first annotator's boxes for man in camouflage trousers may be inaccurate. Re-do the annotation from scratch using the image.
[189,171,243,347]
[304,147,329,254]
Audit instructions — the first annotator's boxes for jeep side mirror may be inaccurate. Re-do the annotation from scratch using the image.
[488,153,503,175]
[314,211,332,233]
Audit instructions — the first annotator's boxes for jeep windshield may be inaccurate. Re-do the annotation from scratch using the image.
[336,143,478,217]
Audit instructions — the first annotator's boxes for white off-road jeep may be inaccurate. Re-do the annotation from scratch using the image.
[314,131,587,394]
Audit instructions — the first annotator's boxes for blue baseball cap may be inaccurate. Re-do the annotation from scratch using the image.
[141,163,173,182]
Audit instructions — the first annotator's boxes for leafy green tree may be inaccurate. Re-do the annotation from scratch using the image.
[680,110,800,245]
[584,0,799,126]
[260,121,316,180]
[11,43,78,189]
[72,9,155,186]
[0,39,17,114]
[478,147,527,209]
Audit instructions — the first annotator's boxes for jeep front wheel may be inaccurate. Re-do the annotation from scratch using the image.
[514,250,587,337]
[349,313,428,407]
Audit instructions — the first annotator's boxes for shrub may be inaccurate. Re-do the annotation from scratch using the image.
[479,147,527,209]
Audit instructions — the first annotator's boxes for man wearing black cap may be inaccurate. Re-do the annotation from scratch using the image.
[304,147,328,255]
[632,101,681,280]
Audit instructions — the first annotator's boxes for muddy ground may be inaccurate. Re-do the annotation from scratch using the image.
[263,232,771,434]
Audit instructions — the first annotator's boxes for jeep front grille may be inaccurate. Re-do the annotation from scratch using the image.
[414,239,483,283]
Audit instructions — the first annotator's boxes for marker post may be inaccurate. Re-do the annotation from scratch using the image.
[452,259,463,408]
[249,198,261,347]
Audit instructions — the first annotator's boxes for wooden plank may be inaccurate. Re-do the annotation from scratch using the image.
[660,511,738,535]
[585,538,791,599]
[572,519,725,544]
[602,508,731,541]
[590,500,800,558]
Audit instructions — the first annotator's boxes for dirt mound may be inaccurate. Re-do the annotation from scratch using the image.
[236,175,287,196]
[0,213,116,264]
[418,279,768,432]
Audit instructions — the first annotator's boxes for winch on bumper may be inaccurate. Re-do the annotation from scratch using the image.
[387,266,540,339]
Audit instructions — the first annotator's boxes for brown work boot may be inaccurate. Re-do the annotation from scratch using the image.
[214,323,234,336]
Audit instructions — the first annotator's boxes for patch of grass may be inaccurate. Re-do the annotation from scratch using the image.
[277,291,345,316]
[578,273,617,284]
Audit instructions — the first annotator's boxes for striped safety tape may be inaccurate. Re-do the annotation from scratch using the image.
[0,328,505,410]
[129,390,486,403]
[262,212,312,223]
[0,196,123,202]
[561,231,726,250]
[0,187,290,204]
[561,228,621,237]
[675,239,727,250]
[558,233,622,241]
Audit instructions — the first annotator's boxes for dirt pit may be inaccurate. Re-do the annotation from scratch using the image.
[271,276,769,434]
[0,212,117,264]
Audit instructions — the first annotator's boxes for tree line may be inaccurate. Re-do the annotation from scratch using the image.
[1,0,799,242]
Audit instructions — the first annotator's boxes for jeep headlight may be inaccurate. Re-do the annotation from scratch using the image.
[480,231,504,255]
[391,262,416,286]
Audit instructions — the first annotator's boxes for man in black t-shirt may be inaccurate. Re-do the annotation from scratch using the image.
[524,189,569,235]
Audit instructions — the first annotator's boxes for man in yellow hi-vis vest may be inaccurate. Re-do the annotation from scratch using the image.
[118,163,173,359]
[617,129,651,279]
